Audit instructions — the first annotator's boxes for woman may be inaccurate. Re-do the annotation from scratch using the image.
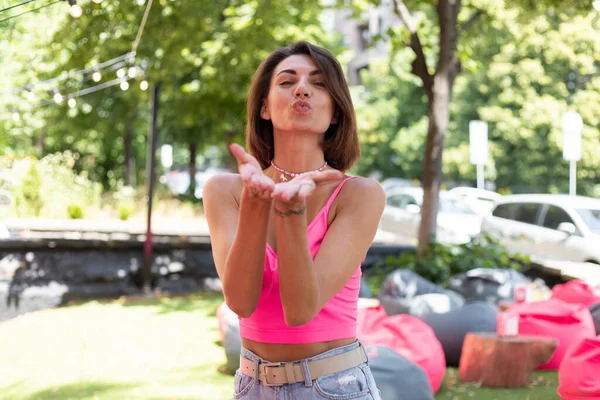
[204,41,385,399]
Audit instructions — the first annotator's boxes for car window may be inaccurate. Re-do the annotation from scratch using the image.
[513,203,541,225]
[492,203,516,219]
[542,205,574,230]
[386,195,403,208]
[576,208,600,234]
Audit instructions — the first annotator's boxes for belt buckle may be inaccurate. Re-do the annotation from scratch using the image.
[259,362,284,387]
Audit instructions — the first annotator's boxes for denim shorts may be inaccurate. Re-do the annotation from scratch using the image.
[233,339,381,399]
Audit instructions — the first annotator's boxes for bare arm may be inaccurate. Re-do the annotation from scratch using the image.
[273,177,385,326]
[203,144,275,318]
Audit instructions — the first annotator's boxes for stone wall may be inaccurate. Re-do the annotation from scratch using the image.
[0,238,414,322]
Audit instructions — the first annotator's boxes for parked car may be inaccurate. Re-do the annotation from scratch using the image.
[160,167,228,200]
[449,187,502,217]
[379,187,483,245]
[380,177,420,193]
[480,194,600,263]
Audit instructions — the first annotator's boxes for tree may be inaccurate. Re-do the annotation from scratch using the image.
[383,0,594,257]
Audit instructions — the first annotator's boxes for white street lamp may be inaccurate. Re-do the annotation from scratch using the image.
[469,120,489,190]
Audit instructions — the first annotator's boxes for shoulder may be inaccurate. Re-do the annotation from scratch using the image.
[337,176,386,212]
[203,173,242,204]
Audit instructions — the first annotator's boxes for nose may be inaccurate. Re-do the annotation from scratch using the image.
[294,78,310,98]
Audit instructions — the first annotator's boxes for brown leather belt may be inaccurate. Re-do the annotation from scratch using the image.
[239,345,368,387]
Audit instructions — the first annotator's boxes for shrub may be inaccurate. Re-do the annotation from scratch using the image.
[366,234,531,295]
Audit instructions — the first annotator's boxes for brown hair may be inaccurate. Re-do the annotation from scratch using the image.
[245,41,360,172]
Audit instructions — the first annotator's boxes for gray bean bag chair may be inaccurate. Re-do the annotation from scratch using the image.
[379,292,465,317]
[590,302,600,335]
[420,301,500,367]
[379,269,447,299]
[448,268,529,304]
[378,269,464,316]
[224,321,241,374]
[366,345,434,400]
[359,276,373,298]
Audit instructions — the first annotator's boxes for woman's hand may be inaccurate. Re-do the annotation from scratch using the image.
[271,169,344,214]
[230,143,274,200]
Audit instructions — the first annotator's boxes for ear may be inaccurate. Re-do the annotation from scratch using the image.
[260,100,271,120]
[331,111,339,125]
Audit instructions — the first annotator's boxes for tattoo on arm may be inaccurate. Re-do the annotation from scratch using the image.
[273,206,306,218]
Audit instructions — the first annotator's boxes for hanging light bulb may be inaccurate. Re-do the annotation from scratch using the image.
[128,67,138,78]
[117,68,126,78]
[53,92,64,104]
[92,71,102,82]
[70,4,83,18]
[140,80,149,91]
[68,98,77,108]
[120,81,130,91]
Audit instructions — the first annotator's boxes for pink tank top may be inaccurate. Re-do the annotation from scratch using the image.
[239,176,361,344]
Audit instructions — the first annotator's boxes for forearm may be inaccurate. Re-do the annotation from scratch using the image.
[275,207,320,326]
[223,189,270,317]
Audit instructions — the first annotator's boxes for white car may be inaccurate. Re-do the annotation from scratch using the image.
[480,194,600,264]
[449,187,502,217]
[379,187,483,245]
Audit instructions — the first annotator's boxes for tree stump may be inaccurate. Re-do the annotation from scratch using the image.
[458,332,558,388]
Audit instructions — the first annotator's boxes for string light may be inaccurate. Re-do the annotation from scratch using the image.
[140,80,148,91]
[68,98,77,108]
[0,0,61,24]
[92,71,102,82]
[0,0,40,14]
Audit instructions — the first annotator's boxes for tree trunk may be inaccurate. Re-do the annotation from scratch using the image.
[188,142,197,198]
[124,117,136,186]
[459,333,558,387]
[415,0,462,258]
[417,80,449,257]
[36,127,46,157]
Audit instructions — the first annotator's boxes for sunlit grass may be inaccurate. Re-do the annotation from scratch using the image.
[0,292,560,400]
[0,293,233,400]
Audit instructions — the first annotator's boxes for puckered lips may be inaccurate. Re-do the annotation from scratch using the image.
[291,100,312,113]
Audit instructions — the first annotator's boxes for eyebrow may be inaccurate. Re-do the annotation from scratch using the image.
[276,69,322,77]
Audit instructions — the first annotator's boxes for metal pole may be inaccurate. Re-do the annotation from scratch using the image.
[477,164,485,190]
[143,82,161,294]
[570,159,576,196]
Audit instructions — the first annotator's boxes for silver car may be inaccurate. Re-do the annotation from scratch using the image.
[379,187,483,245]
[480,194,600,263]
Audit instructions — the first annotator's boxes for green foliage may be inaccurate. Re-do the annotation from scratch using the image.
[354,4,600,194]
[3,152,103,219]
[112,183,138,221]
[367,235,531,294]
[66,204,84,219]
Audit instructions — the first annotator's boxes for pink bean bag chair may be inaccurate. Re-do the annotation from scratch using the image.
[216,301,239,343]
[551,280,600,307]
[558,335,600,400]
[357,305,446,393]
[500,299,596,370]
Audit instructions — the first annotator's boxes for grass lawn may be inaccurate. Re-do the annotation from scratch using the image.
[0,293,561,400]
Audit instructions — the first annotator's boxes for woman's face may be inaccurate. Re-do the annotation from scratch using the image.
[262,54,336,136]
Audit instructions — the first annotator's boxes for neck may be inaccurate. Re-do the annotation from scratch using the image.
[270,130,326,177]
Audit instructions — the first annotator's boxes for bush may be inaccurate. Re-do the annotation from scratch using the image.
[366,234,531,294]
[4,152,102,219]
[112,183,138,221]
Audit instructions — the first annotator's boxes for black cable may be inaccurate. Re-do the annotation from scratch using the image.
[0,0,39,14]
[0,0,62,24]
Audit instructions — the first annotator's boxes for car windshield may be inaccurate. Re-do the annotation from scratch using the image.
[439,196,477,215]
[576,208,600,234]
